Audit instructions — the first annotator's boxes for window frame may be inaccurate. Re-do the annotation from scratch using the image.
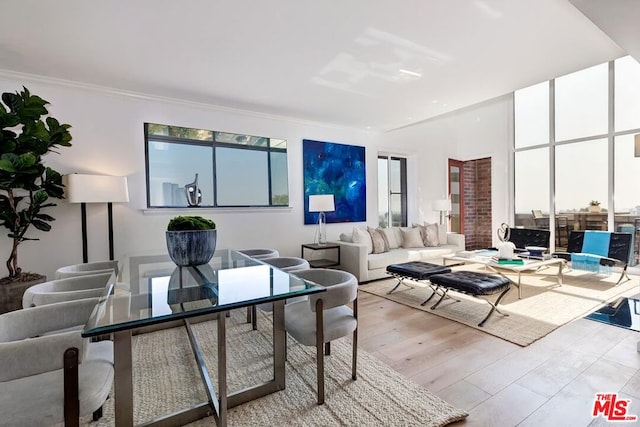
[144,123,289,208]
[378,154,408,227]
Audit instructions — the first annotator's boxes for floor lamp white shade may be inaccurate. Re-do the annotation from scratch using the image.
[65,174,130,263]
[308,194,335,245]
[65,174,130,203]
[433,198,452,225]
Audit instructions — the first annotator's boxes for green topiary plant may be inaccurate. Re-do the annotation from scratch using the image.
[0,87,72,283]
[166,215,217,266]
[167,215,216,231]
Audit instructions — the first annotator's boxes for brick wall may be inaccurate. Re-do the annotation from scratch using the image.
[463,157,492,250]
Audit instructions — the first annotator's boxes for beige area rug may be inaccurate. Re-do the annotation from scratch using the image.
[360,264,639,347]
[87,310,468,426]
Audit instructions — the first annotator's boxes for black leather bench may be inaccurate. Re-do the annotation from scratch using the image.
[386,261,452,294]
[428,271,512,327]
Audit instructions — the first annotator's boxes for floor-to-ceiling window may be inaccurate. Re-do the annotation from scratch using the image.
[378,155,407,227]
[513,55,640,260]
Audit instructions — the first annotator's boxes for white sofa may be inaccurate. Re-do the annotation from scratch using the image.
[335,225,466,282]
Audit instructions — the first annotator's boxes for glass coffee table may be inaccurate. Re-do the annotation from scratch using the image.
[82,249,325,427]
[442,250,565,299]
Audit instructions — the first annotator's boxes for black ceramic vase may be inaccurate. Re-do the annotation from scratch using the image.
[166,229,217,266]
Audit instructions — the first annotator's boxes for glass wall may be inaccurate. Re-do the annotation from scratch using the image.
[555,63,608,141]
[514,81,549,149]
[514,56,640,261]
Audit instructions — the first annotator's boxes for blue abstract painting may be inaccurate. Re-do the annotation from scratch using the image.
[303,139,366,224]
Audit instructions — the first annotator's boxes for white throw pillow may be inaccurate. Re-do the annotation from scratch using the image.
[423,222,447,245]
[414,223,439,247]
[437,223,447,245]
[392,227,404,247]
[367,227,389,254]
[339,233,353,243]
[400,227,425,248]
[352,227,373,254]
[379,227,399,249]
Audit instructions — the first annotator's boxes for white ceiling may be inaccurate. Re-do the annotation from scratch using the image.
[0,0,633,132]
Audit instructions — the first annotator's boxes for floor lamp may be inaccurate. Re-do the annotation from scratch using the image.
[65,174,130,263]
[308,194,335,245]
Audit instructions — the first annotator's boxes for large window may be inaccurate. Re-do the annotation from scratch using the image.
[555,63,608,141]
[145,123,288,208]
[514,81,549,149]
[514,56,640,259]
[378,155,407,227]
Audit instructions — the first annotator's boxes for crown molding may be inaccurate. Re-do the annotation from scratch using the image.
[0,68,373,133]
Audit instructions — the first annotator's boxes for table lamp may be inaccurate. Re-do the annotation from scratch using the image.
[308,194,335,245]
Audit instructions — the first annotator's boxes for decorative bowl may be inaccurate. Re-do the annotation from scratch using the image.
[166,229,217,266]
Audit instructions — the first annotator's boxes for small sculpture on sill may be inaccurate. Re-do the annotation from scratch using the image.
[185,173,202,207]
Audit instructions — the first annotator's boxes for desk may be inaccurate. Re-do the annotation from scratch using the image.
[82,250,324,426]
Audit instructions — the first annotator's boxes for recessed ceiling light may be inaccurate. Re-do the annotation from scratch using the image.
[432,100,438,104]
[399,69,422,77]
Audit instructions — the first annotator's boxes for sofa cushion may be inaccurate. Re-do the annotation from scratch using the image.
[367,246,458,271]
[368,250,417,270]
[352,227,373,254]
[418,246,456,260]
[367,227,388,254]
[400,227,424,248]
[379,228,399,249]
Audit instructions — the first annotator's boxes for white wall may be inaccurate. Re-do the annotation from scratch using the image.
[0,74,383,279]
[0,73,514,280]
[380,94,514,246]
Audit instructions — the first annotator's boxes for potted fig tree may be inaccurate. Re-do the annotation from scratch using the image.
[0,87,72,312]
[166,215,217,266]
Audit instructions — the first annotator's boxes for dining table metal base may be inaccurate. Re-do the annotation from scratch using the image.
[113,300,287,427]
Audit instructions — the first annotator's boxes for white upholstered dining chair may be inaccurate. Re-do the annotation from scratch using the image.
[251,257,311,329]
[0,298,114,425]
[284,268,358,404]
[55,260,118,279]
[22,272,112,308]
[237,248,280,260]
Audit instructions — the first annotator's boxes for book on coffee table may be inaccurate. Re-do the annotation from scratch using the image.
[496,258,524,265]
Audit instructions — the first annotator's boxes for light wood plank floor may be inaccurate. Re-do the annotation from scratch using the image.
[357,288,640,426]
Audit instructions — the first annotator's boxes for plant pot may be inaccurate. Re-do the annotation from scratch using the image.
[166,229,217,267]
[0,274,46,314]
[588,206,601,213]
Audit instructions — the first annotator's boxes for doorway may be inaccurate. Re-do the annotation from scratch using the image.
[448,157,492,250]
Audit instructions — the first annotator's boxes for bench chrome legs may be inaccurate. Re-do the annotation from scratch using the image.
[428,285,511,327]
[387,276,413,294]
[478,287,511,327]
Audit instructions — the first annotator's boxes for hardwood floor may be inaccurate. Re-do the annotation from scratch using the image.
[357,288,640,426]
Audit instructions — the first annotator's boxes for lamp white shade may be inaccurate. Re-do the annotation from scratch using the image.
[308,194,335,212]
[433,199,452,212]
[65,174,130,204]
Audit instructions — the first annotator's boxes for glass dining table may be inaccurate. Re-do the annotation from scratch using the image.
[82,249,325,427]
